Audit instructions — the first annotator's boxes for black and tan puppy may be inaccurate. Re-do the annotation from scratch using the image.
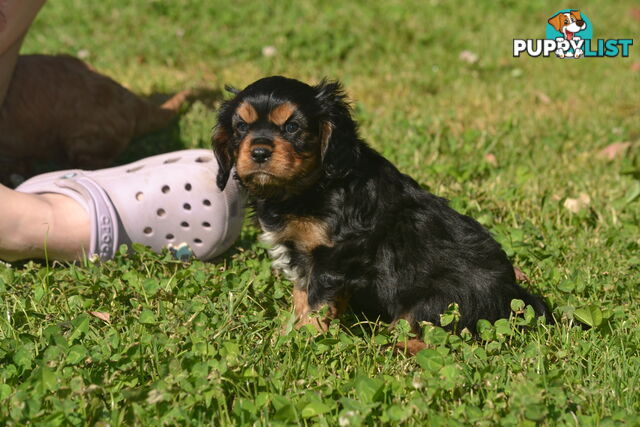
[214,76,550,353]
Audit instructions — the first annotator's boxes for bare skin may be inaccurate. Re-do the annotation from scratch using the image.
[0,1,90,262]
[0,0,46,103]
[0,184,90,262]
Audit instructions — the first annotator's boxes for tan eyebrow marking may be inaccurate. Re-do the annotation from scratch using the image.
[269,102,297,126]
[237,102,258,123]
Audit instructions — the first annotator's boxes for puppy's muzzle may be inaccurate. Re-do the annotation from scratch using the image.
[251,137,273,164]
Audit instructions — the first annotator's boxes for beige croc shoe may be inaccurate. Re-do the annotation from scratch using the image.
[16,149,245,261]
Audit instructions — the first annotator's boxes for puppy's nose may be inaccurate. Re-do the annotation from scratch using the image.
[576,19,585,26]
[251,146,272,163]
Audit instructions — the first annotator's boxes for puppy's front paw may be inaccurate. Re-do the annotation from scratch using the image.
[295,314,330,333]
[394,339,427,356]
[574,48,584,58]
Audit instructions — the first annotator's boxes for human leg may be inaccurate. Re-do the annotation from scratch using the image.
[0,184,91,262]
[0,0,46,104]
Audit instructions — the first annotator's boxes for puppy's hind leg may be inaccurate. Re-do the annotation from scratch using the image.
[392,313,427,355]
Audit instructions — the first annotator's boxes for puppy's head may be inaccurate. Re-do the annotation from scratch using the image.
[548,10,586,37]
[213,76,353,199]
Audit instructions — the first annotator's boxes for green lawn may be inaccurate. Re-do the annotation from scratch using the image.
[2,0,639,424]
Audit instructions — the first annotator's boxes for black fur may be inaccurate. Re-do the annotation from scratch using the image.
[213,76,551,333]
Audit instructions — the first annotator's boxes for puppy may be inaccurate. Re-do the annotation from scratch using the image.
[0,54,189,185]
[548,10,587,58]
[213,76,550,353]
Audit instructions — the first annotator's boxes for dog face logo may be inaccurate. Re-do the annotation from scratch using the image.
[547,10,587,41]
[545,9,592,58]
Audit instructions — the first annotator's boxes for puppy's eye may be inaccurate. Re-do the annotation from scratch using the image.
[284,122,300,133]
[236,121,249,132]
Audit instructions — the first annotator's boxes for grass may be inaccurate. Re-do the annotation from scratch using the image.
[1,0,639,424]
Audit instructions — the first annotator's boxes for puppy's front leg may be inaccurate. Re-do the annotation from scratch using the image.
[293,245,359,332]
[292,286,347,332]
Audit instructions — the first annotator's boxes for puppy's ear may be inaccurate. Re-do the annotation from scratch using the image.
[314,79,359,176]
[314,78,353,132]
[315,80,347,160]
[224,84,240,95]
[212,124,234,191]
[314,79,348,115]
[548,13,564,32]
[320,121,333,161]
[571,10,582,21]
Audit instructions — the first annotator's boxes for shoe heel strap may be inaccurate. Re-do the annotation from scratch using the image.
[55,175,119,261]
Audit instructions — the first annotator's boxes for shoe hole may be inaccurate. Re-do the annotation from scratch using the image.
[162,185,170,194]
[166,233,175,240]
[127,165,144,173]
[157,208,166,217]
[136,192,144,201]
[183,203,191,210]
[185,183,192,191]
[195,156,212,163]
[181,221,189,228]
[144,226,153,235]
[202,221,211,228]
[194,238,203,244]
[163,157,180,164]
[203,199,211,207]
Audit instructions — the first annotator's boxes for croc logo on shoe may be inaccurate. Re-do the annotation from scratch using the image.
[98,215,114,259]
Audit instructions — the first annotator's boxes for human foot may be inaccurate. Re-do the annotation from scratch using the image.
[12,150,245,262]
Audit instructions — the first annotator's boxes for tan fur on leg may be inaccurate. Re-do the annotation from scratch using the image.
[292,287,348,333]
[395,339,427,355]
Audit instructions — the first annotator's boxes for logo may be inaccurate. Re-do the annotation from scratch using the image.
[513,9,633,58]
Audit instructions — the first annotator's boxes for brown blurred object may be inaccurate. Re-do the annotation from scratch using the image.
[0,54,190,185]
[0,1,7,33]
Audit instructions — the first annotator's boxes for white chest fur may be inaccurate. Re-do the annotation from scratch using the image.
[259,231,308,287]
[259,215,333,289]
